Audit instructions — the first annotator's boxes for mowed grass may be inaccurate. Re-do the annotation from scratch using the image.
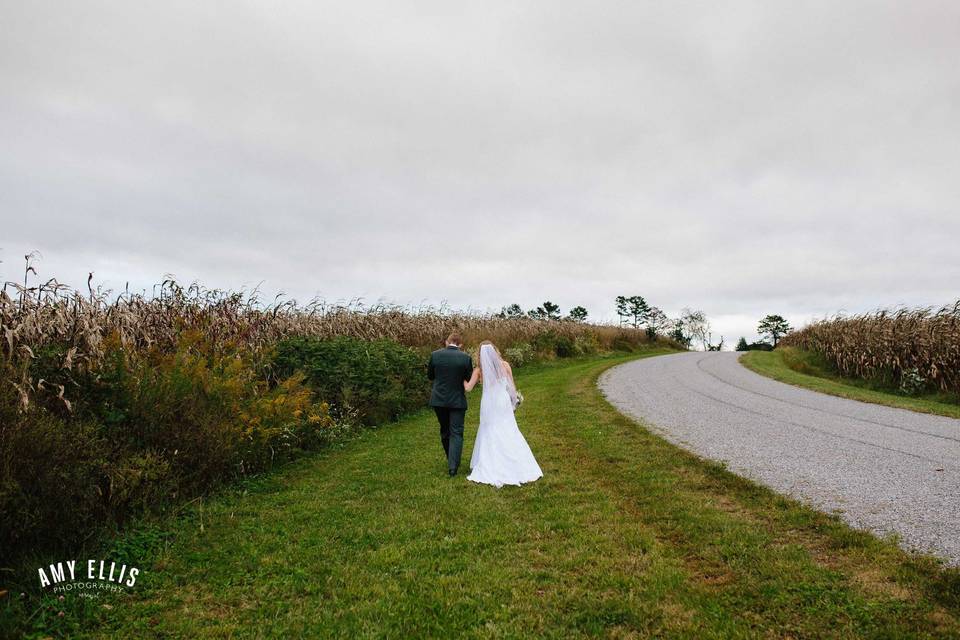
[741,348,960,420]
[79,352,960,638]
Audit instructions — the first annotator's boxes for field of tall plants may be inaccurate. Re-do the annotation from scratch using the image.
[0,268,664,566]
[782,301,960,397]
[1,273,654,412]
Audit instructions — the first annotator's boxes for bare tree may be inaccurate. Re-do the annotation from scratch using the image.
[681,308,710,351]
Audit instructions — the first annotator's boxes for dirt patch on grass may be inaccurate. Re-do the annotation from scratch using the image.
[852,566,912,600]
[659,600,698,632]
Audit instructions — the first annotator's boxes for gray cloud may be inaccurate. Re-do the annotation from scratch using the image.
[2,1,959,344]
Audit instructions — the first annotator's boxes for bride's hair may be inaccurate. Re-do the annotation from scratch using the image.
[478,340,515,395]
[478,340,503,361]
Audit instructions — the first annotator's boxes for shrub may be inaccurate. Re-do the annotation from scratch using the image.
[99,332,338,491]
[503,342,534,367]
[104,450,173,524]
[554,335,576,358]
[530,331,559,357]
[271,336,428,425]
[0,408,109,557]
[899,368,927,396]
[735,337,773,352]
[0,333,345,563]
[573,334,600,356]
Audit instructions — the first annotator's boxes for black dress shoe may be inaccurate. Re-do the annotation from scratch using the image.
[448,469,457,477]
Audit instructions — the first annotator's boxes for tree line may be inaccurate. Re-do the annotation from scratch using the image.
[496,299,793,352]
[496,302,590,323]
[496,296,710,350]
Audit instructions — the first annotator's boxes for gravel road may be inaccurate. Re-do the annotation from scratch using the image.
[599,351,960,565]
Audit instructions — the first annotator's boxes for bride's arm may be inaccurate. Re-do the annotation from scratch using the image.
[464,367,481,391]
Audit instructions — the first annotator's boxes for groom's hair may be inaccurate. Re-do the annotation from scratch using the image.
[446,332,463,346]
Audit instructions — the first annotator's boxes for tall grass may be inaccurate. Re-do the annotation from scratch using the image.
[782,302,960,396]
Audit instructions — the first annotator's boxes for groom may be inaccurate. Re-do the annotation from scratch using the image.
[427,332,474,476]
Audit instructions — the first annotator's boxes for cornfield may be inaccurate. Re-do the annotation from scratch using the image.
[1,269,650,412]
[781,302,960,396]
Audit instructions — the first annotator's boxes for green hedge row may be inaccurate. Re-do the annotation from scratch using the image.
[1,334,428,566]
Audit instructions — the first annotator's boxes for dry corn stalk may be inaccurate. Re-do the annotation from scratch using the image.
[782,302,960,395]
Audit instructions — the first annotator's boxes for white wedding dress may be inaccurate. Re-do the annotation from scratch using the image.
[467,344,543,488]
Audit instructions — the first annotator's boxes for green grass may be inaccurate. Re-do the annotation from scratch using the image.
[16,351,960,638]
[741,347,960,420]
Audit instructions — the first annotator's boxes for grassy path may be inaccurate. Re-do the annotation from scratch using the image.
[741,349,960,420]
[84,352,960,638]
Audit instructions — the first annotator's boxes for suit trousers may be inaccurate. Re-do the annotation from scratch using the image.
[433,406,466,473]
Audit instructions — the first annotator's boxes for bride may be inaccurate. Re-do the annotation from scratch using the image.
[463,341,543,488]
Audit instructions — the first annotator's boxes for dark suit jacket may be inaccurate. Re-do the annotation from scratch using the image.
[428,346,473,409]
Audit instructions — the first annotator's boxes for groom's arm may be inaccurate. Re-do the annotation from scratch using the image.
[427,353,435,380]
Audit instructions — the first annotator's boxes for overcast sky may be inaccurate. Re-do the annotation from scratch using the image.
[2,1,958,346]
